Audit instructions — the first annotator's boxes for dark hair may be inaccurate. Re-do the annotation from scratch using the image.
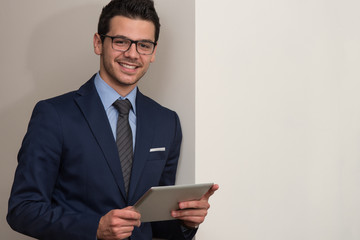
[98,0,160,43]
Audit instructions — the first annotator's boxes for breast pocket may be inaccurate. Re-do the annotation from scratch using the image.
[147,149,166,161]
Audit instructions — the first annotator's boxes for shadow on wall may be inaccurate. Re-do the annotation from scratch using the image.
[0,4,101,239]
[138,20,173,102]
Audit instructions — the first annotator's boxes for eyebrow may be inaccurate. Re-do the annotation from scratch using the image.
[112,35,155,43]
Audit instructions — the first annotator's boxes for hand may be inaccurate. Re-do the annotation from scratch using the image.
[171,184,219,229]
[97,207,141,240]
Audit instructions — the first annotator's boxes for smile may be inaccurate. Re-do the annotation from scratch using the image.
[119,63,137,69]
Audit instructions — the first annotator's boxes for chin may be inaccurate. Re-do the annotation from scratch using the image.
[117,79,139,87]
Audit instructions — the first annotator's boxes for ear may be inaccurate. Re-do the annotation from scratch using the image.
[93,33,103,55]
[150,45,157,63]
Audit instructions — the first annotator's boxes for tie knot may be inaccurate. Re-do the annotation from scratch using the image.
[113,99,132,115]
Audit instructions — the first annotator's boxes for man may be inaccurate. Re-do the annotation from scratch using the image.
[7,0,218,239]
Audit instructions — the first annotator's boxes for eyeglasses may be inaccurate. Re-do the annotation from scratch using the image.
[101,34,157,55]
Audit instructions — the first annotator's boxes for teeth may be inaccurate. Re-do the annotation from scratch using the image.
[120,63,136,69]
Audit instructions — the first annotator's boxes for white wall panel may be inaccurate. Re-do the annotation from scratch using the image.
[196,0,360,239]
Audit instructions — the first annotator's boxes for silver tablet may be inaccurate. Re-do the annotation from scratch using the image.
[134,183,213,222]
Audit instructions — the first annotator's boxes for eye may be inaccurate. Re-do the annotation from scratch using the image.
[113,38,129,46]
[138,42,152,49]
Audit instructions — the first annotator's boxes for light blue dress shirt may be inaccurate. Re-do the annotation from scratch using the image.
[94,72,137,149]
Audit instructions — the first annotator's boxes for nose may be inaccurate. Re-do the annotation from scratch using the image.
[124,42,139,58]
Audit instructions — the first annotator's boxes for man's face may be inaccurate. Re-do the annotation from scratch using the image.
[94,16,157,95]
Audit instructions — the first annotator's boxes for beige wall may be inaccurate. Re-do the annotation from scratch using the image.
[0,0,194,239]
[196,0,360,239]
[4,0,360,240]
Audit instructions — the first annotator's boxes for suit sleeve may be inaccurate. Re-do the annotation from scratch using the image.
[151,112,197,240]
[7,101,101,240]
[159,111,182,187]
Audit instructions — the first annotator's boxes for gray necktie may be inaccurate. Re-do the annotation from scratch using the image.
[113,99,133,195]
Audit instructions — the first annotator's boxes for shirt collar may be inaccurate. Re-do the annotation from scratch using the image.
[94,72,137,114]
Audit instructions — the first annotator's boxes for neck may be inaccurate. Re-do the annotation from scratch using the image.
[99,72,137,97]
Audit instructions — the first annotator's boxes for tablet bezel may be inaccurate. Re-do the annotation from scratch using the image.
[134,183,213,222]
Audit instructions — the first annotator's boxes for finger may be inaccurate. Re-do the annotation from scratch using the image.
[172,208,208,218]
[201,184,219,200]
[178,216,206,226]
[106,222,139,239]
[105,211,141,229]
[97,221,134,239]
[119,219,142,228]
[107,218,141,230]
[113,225,135,233]
[112,208,141,221]
[98,210,140,240]
[179,199,209,210]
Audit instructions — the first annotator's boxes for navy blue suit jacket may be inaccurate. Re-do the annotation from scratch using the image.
[7,75,195,240]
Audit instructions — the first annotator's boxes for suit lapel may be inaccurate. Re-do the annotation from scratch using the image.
[74,76,127,200]
[128,91,156,201]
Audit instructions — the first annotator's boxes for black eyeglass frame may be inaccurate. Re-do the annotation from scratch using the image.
[100,34,157,55]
